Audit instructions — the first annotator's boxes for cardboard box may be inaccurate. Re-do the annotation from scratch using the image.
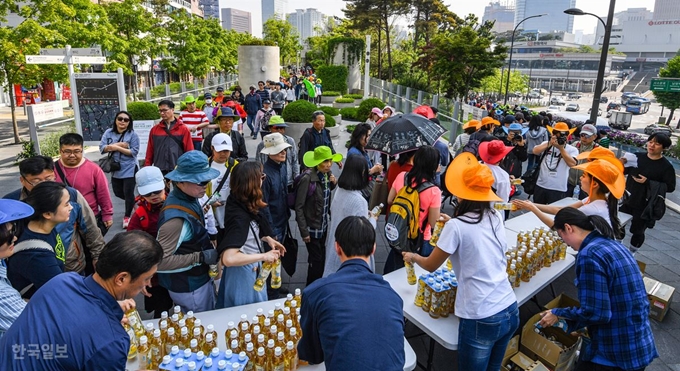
[637,260,646,274]
[643,277,675,321]
[521,313,581,371]
[506,352,551,371]
[501,335,520,371]
[544,293,580,311]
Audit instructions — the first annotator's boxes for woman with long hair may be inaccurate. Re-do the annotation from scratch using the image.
[402,152,518,371]
[323,155,379,276]
[99,110,140,229]
[513,159,625,239]
[216,161,285,309]
[384,146,443,273]
[7,182,73,299]
[347,123,383,183]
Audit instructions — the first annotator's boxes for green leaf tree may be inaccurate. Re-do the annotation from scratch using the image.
[479,69,529,98]
[263,18,302,65]
[653,55,680,126]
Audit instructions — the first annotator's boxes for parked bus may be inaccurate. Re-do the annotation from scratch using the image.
[626,98,650,114]
[621,92,639,105]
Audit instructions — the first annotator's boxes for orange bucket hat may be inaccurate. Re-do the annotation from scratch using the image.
[445,152,502,202]
[546,122,577,135]
[575,147,624,173]
[463,120,480,130]
[573,159,625,199]
[481,116,501,127]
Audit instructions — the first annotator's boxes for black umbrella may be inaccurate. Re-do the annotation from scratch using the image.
[365,113,447,155]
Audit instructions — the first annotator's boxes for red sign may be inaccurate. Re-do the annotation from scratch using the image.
[648,20,680,26]
[539,53,564,58]
[42,79,56,101]
[62,85,72,103]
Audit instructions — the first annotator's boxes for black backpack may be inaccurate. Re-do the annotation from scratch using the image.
[286,169,317,209]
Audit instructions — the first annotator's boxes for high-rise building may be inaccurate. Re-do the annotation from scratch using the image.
[287,8,324,45]
[483,1,516,33]
[262,0,287,24]
[514,0,576,33]
[222,8,252,34]
[199,0,219,19]
[653,0,680,20]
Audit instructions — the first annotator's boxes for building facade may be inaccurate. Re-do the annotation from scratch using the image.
[199,0,219,19]
[262,0,287,24]
[287,8,324,45]
[514,0,576,33]
[222,8,252,34]
[653,0,680,21]
[483,1,515,33]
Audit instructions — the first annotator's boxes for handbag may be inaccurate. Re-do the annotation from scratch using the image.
[99,132,125,173]
[280,225,299,277]
[368,177,389,214]
[521,149,548,195]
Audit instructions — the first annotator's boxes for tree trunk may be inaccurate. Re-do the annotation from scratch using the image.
[384,14,393,80]
[669,109,677,128]
[413,8,421,51]
[377,26,382,80]
[8,84,21,143]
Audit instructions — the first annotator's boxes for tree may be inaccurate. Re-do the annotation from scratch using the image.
[263,18,302,65]
[410,0,459,50]
[479,69,529,98]
[653,55,680,125]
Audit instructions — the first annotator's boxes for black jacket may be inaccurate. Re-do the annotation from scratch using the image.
[202,130,248,162]
[500,138,528,178]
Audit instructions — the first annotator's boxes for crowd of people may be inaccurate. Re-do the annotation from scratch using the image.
[0,84,675,371]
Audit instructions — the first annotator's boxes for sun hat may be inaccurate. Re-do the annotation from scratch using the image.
[0,199,34,225]
[371,107,383,116]
[383,106,394,114]
[481,116,501,127]
[445,152,502,202]
[580,124,597,137]
[136,166,166,196]
[413,105,435,119]
[546,122,577,135]
[503,122,529,136]
[184,95,196,104]
[268,115,288,127]
[214,107,240,121]
[573,159,625,199]
[503,115,517,125]
[261,133,292,155]
[479,140,514,165]
[303,146,343,168]
[165,151,220,184]
[463,120,479,130]
[575,147,624,172]
[211,133,233,152]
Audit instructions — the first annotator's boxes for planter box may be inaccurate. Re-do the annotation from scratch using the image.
[320,95,339,104]
[353,98,363,105]
[332,115,342,125]
[285,122,312,141]
[327,125,340,138]
[333,102,355,109]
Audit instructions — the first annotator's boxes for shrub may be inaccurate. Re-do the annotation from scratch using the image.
[322,91,341,97]
[346,124,357,133]
[319,106,339,116]
[335,97,355,103]
[325,115,336,127]
[316,65,348,94]
[128,102,161,121]
[357,98,386,121]
[281,100,318,123]
[339,107,358,121]
[345,93,363,99]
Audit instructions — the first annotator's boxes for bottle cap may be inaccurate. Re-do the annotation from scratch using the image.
[174,305,181,313]
[253,325,260,334]
[194,327,201,336]
[160,320,167,329]
[246,342,254,351]
[175,358,184,367]
[290,328,297,335]
[231,339,238,348]
[290,300,297,308]
[184,348,192,358]
[268,339,275,347]
[186,310,194,318]
[275,347,282,356]
[268,309,275,318]
[258,334,265,342]
[231,329,238,338]
[153,329,161,337]
[256,308,263,315]
[206,324,213,331]
[171,345,180,355]
[211,347,220,357]
[287,293,293,300]
[257,347,265,356]
[278,332,284,340]
[270,325,277,333]
[232,363,240,370]
[190,339,198,347]
[225,349,233,358]
[286,319,292,328]
[227,321,235,329]
[241,322,249,331]
[218,360,227,369]
[179,319,186,327]
[139,335,148,344]
[167,327,175,335]
[245,333,252,342]
[241,314,248,321]
[277,314,284,322]
[181,326,188,335]
[145,323,154,330]
[287,341,294,350]
[196,351,205,360]
[206,333,213,342]
[283,307,290,314]
[264,318,271,327]
[239,351,247,361]
[171,314,179,322]
[162,355,172,364]
[188,361,196,371]
[160,311,168,319]
[204,358,213,367]
[295,288,301,295]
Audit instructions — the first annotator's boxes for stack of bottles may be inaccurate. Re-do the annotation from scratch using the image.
[125,289,305,371]
[505,227,568,288]
[414,267,458,319]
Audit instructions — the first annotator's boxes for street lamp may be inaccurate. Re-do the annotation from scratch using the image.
[565,1,616,123]
[504,13,547,105]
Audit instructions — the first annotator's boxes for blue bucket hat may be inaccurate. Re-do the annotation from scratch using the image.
[503,122,529,136]
[0,199,34,224]
[165,151,220,184]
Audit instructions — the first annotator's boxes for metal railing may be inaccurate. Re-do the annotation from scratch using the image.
[130,73,239,103]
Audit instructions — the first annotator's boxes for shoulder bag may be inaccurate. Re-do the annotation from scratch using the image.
[98,132,125,173]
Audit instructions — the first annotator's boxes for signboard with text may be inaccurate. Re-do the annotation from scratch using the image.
[73,73,124,141]
[650,78,680,93]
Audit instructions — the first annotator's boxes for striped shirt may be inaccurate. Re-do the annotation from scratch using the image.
[0,261,26,338]
[179,110,209,141]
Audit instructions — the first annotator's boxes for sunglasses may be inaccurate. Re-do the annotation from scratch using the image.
[198,181,210,186]
[116,117,130,123]
[580,133,593,138]
[0,223,17,247]
[142,189,163,198]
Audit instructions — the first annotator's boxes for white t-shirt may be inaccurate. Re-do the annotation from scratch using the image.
[210,161,231,229]
[536,143,578,192]
[487,164,511,206]
[437,209,517,319]
[578,197,611,227]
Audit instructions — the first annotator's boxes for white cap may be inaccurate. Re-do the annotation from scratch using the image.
[136,166,165,196]
[212,133,233,152]
[260,132,292,155]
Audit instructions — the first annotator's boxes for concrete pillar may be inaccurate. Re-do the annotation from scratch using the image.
[331,42,361,93]
[238,46,281,91]
[405,87,412,113]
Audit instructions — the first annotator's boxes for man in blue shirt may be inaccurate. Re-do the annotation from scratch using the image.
[298,216,405,371]
[0,231,163,370]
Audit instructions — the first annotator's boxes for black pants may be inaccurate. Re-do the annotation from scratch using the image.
[273,107,283,115]
[533,185,566,205]
[575,359,645,371]
[305,233,326,286]
[628,213,649,248]
[112,177,136,217]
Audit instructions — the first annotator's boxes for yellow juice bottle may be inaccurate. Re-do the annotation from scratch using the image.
[446,258,453,271]
[149,329,164,369]
[266,339,276,367]
[138,335,150,368]
[230,339,241,355]
[189,338,201,353]
[238,313,250,331]
[414,274,427,307]
[159,320,169,342]
[158,311,168,328]
[254,347,267,371]
[126,308,145,340]
[284,340,298,371]
[244,342,255,371]
[284,293,293,309]
[276,332,286,350]
[144,323,155,341]
[192,327,203,346]
[422,277,435,312]
[429,283,442,319]
[242,333,252,352]
[293,288,302,306]
[192,318,204,338]
[185,310,195,330]
[405,261,417,285]
[272,347,285,371]
[257,334,267,352]
[203,333,217,355]
[179,326,191,350]
[256,308,266,329]
[289,327,300,347]
[274,303,284,320]
[559,242,567,260]
[508,264,517,288]
[173,305,184,320]
[283,307,293,326]
[440,283,450,318]
[164,327,178,356]
[271,259,282,289]
[169,313,180,334]
[521,255,531,282]
[254,261,275,291]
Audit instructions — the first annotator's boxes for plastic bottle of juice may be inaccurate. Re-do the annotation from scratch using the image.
[252,325,261,342]
[159,320,169,342]
[179,326,191,350]
[284,340,298,371]
[173,305,184,320]
[238,314,250,332]
[245,342,256,371]
[185,311,195,329]
[169,313,180,333]
[138,335,150,369]
[254,347,267,371]
[144,323,155,341]
[429,283,442,318]
[230,339,241,355]
[282,307,292,326]
[158,311,169,328]
[289,327,300,347]
[276,332,286,350]
[192,327,203,345]
[293,288,302,306]
[126,308,145,340]
[257,334,267,352]
[405,261,417,285]
[508,264,517,288]
[522,253,532,282]
[242,333,252,352]
[414,274,427,307]
[164,327,178,356]
[149,329,164,368]
[559,242,567,260]
[271,259,282,289]
[268,325,278,343]
[125,323,138,359]
[200,332,215,355]
[254,261,275,291]
[440,283,450,318]
[284,293,294,309]
[422,277,435,312]
[256,308,266,329]
[272,347,285,371]
[192,318,204,337]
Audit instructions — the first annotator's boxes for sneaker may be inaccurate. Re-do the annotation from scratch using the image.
[123,216,130,229]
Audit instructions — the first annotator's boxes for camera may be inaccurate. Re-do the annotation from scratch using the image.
[556,136,566,146]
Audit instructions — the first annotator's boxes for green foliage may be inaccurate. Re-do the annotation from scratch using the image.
[241,39,276,46]
[339,107,359,121]
[335,97,355,103]
[263,18,302,65]
[479,69,529,96]
[653,55,680,122]
[41,122,77,158]
[127,102,161,121]
[16,141,36,164]
[322,91,342,97]
[346,124,357,133]
[327,37,365,65]
[357,98,386,121]
[345,94,363,99]
[319,106,340,116]
[281,100,318,123]
[317,65,349,94]
[325,115,336,127]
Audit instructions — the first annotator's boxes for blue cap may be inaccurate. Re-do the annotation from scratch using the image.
[503,123,529,136]
[164,151,220,184]
[0,200,34,224]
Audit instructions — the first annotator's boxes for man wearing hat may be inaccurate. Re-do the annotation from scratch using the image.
[532,122,579,204]
[261,133,292,247]
[214,86,226,104]
[255,99,275,140]
[180,95,211,152]
[500,122,528,180]
[244,85,262,138]
[202,107,248,162]
[156,151,221,313]
[256,116,299,187]
[206,133,238,242]
[567,123,599,200]
[144,100,194,174]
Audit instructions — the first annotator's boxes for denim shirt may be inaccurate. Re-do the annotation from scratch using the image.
[99,129,140,179]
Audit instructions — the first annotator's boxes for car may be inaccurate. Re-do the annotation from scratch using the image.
[606,102,621,111]
[528,91,543,99]
[546,105,561,114]
[550,97,566,106]
[644,123,673,135]
[565,103,580,112]
[600,96,609,104]
[588,107,603,116]
[567,93,582,100]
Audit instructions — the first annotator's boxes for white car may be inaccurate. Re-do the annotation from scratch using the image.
[550,97,566,106]
[546,105,561,114]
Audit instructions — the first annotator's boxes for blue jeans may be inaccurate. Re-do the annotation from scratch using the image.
[246,113,257,136]
[527,154,539,171]
[458,302,519,371]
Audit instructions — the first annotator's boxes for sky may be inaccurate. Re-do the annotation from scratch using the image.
[223,0,656,38]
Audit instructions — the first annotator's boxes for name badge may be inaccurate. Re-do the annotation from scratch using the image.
[548,171,558,178]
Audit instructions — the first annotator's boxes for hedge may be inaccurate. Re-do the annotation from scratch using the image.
[345,93,363,99]
[357,98,386,122]
[335,97,354,103]
[322,91,341,97]
[325,115,336,127]
[127,102,160,120]
[316,65,348,94]
[339,107,358,121]
[318,106,339,116]
[281,100,318,123]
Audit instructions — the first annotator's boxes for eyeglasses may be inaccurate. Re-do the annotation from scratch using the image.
[198,180,210,186]
[158,108,171,113]
[0,223,17,247]
[22,175,56,187]
[116,117,130,123]
[142,189,163,198]
[60,149,83,156]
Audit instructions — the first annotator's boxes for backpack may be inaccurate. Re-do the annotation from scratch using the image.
[384,180,436,252]
[286,169,317,209]
[259,109,274,132]
[462,133,481,157]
